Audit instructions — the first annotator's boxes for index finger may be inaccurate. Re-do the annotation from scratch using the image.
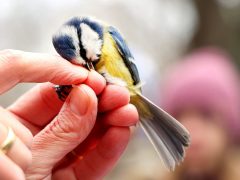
[0,49,88,94]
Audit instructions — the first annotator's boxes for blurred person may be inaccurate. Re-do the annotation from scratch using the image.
[0,49,138,179]
[160,47,240,180]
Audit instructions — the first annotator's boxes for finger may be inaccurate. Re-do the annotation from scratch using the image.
[98,85,130,112]
[0,107,33,148]
[26,85,98,179]
[0,123,32,171]
[101,104,139,126]
[8,71,105,129]
[0,153,25,180]
[73,127,130,179]
[83,70,106,95]
[6,138,32,171]
[9,83,64,128]
[52,168,76,180]
[0,49,88,94]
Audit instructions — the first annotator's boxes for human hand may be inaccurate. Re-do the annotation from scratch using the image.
[0,50,138,179]
[0,49,91,179]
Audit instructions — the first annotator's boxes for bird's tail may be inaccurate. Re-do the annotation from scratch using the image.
[130,93,190,170]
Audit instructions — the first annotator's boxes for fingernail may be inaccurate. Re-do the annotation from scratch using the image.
[69,86,90,116]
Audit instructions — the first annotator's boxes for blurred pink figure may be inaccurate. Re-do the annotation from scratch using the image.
[161,47,240,180]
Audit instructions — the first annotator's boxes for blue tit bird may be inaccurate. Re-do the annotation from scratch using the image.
[52,16,190,170]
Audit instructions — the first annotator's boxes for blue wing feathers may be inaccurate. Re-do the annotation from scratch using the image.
[108,26,133,58]
[108,26,140,85]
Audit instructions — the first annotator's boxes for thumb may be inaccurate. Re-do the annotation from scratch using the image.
[26,85,97,179]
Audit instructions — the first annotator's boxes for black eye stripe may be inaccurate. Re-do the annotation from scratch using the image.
[74,18,103,61]
[79,40,88,61]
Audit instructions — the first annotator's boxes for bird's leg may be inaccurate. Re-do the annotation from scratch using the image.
[54,85,73,101]
[85,61,95,70]
[54,62,94,101]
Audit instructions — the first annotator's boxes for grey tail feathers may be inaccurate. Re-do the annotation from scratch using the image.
[130,93,190,171]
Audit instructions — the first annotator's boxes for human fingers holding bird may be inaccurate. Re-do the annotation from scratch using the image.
[0,15,190,180]
[0,49,138,179]
[0,49,94,179]
[52,16,190,170]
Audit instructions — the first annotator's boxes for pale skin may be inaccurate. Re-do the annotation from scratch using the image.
[0,50,139,180]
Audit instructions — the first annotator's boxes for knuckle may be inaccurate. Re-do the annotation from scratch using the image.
[0,49,24,79]
[57,113,83,138]
[0,49,22,62]
[53,111,94,141]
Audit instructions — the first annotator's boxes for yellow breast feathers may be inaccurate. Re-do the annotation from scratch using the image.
[96,31,136,94]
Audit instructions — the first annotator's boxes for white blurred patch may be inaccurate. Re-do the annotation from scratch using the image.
[80,23,102,62]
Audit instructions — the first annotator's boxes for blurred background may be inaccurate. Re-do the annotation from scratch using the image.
[1,0,240,179]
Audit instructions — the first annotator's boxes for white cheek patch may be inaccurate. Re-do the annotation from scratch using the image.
[55,25,85,65]
[80,23,102,61]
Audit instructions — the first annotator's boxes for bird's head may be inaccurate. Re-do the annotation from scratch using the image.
[52,17,104,66]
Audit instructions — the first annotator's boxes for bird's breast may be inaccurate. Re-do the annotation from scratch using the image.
[95,32,137,94]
